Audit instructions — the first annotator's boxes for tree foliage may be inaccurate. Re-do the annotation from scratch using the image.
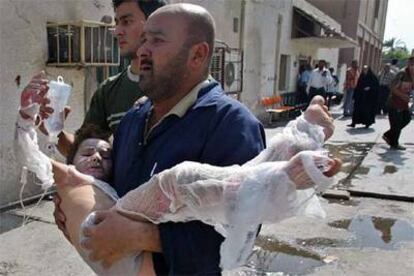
[382,37,410,61]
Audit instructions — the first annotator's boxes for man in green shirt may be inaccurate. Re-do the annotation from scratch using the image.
[24,0,165,156]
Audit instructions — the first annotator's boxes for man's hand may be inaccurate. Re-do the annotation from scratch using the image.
[81,208,161,268]
[305,96,334,140]
[20,72,53,119]
[53,193,71,242]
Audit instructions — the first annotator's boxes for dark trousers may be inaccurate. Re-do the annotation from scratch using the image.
[377,85,390,115]
[383,108,411,147]
[309,87,326,104]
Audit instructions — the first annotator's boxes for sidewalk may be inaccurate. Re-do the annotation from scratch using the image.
[1,106,413,275]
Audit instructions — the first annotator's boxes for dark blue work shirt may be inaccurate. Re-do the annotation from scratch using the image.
[113,81,266,275]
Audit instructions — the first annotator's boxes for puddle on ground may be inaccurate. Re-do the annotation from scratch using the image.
[383,165,398,174]
[237,238,331,275]
[327,215,414,250]
[324,143,374,188]
[249,216,414,274]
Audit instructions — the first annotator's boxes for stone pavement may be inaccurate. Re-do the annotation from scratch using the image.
[1,106,413,275]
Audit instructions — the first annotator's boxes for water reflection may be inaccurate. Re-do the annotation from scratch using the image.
[328,215,414,249]
[323,142,374,188]
[238,238,331,275]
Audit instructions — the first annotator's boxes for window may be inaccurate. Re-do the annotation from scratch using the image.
[374,0,380,18]
[278,55,289,91]
[47,20,119,66]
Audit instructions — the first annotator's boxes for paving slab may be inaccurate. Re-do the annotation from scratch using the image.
[0,218,93,276]
[347,143,414,201]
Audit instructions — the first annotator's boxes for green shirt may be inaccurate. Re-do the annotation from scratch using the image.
[82,67,143,134]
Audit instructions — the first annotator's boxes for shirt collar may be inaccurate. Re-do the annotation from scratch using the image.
[127,65,140,82]
[165,78,210,118]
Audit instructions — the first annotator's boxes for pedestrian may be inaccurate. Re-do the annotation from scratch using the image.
[296,63,311,106]
[390,58,399,74]
[377,63,396,115]
[348,65,379,128]
[343,60,360,116]
[307,59,331,102]
[382,56,414,150]
[326,67,339,109]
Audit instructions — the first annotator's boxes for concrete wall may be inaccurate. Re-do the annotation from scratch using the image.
[0,0,114,207]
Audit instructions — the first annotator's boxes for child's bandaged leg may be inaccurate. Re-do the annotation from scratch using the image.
[115,151,335,269]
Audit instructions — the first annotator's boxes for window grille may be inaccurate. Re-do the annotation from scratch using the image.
[47,20,119,66]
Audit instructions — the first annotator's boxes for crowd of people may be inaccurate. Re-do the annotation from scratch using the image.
[297,56,414,150]
[344,57,414,150]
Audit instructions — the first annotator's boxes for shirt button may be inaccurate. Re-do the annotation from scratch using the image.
[138,142,142,146]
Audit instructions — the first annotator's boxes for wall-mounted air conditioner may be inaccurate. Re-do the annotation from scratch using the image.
[210,47,243,94]
[47,20,119,66]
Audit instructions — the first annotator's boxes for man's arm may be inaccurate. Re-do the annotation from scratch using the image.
[57,130,75,157]
[81,208,161,268]
[390,72,410,101]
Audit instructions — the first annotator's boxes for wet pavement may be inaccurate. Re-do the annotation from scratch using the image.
[1,105,414,275]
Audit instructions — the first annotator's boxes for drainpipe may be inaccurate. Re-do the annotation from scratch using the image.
[239,0,246,51]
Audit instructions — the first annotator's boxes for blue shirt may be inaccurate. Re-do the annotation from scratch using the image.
[113,81,266,275]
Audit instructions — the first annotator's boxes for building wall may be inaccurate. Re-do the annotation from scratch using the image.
[308,0,388,71]
[0,0,114,207]
[170,0,340,117]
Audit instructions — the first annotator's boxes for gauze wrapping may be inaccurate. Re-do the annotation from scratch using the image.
[14,104,54,190]
[116,153,333,270]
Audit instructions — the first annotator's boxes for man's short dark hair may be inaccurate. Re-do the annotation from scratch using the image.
[112,0,166,19]
[66,124,111,165]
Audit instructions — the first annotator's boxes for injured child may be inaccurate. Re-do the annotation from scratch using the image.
[15,89,340,275]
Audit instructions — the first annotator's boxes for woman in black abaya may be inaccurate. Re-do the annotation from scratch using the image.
[348,65,380,128]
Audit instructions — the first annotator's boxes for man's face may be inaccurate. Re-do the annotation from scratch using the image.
[114,1,146,58]
[351,61,358,69]
[318,61,325,70]
[137,13,190,100]
[73,138,112,182]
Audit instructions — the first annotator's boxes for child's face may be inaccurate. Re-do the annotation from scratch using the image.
[73,138,112,181]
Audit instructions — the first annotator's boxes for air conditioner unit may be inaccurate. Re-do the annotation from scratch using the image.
[210,47,243,93]
[224,50,242,93]
[46,20,119,66]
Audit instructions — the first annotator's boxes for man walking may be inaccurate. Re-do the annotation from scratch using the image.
[307,60,331,102]
[377,63,396,115]
[382,56,414,150]
[343,60,360,116]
